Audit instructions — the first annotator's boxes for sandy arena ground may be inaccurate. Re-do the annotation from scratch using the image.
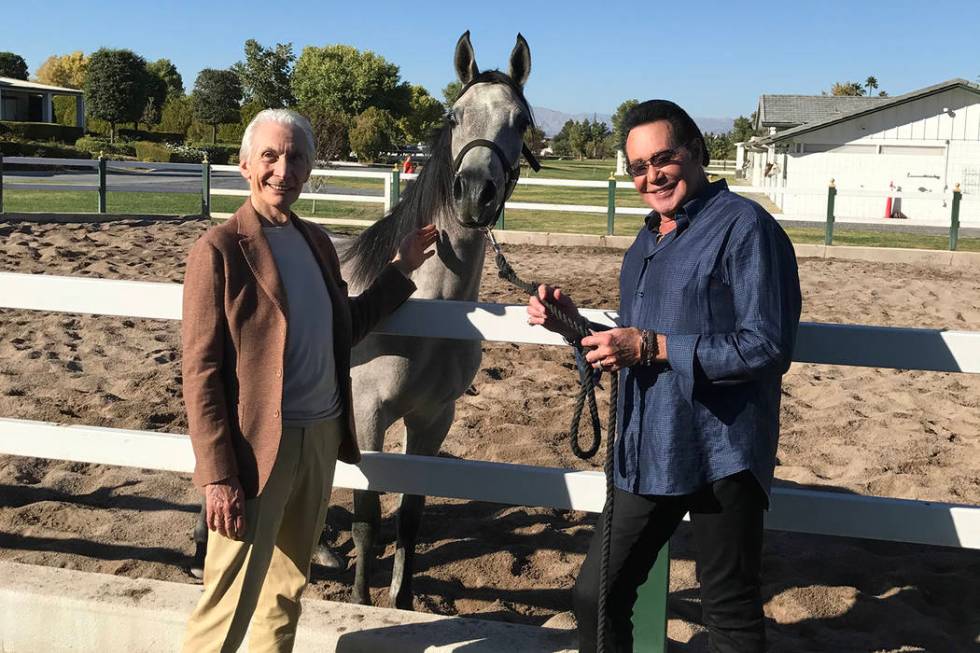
[0,216,978,651]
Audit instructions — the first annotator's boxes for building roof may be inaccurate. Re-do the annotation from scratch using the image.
[0,77,83,95]
[756,94,889,130]
[762,78,980,143]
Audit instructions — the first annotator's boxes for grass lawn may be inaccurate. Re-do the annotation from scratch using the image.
[4,187,976,252]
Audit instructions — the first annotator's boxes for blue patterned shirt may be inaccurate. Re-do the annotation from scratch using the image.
[615,180,801,498]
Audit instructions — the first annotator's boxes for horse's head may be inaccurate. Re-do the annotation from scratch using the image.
[449,32,536,229]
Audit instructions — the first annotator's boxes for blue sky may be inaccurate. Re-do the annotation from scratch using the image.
[3,0,976,119]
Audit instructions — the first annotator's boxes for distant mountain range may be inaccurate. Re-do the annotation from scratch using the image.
[532,107,735,138]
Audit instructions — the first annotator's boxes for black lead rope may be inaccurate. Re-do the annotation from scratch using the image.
[485,228,617,653]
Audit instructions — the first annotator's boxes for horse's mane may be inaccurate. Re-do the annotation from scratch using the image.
[341,125,454,289]
[340,70,533,289]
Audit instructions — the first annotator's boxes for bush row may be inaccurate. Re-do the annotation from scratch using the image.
[117,128,185,144]
[0,121,84,144]
[0,139,93,159]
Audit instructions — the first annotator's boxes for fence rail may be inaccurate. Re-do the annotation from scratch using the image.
[1,270,979,549]
[0,156,973,248]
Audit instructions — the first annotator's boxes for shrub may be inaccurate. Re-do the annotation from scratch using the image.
[118,128,184,143]
[0,121,84,144]
[74,136,136,157]
[188,142,238,165]
[0,139,92,159]
[134,141,173,162]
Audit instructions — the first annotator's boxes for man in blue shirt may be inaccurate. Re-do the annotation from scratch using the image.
[528,100,801,652]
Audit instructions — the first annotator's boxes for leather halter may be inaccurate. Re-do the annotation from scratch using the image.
[450,77,542,210]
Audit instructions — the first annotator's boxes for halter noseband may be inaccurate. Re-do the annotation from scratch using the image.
[450,76,542,213]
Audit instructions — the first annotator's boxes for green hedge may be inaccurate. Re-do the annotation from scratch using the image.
[117,128,184,144]
[0,121,84,144]
[0,139,92,158]
[188,142,239,165]
[74,136,136,157]
[134,141,174,162]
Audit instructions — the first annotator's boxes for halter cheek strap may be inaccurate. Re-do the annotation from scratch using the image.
[452,138,542,205]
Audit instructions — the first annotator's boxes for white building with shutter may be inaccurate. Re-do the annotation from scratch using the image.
[749,79,980,224]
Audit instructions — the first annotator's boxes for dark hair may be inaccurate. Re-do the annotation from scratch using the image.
[621,99,709,166]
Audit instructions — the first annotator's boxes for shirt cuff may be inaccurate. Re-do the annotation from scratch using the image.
[666,334,700,404]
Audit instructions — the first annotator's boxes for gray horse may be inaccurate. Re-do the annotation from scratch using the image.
[335,31,536,609]
[192,31,536,611]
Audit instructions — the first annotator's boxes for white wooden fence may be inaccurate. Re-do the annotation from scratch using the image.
[0,270,978,550]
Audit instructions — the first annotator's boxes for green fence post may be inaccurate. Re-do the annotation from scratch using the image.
[201,153,211,218]
[824,179,836,246]
[632,541,670,652]
[950,183,961,252]
[391,165,401,208]
[607,172,617,236]
[0,152,4,215]
[97,153,107,214]
[498,204,506,230]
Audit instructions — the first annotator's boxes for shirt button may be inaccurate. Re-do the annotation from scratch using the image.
[636,290,644,297]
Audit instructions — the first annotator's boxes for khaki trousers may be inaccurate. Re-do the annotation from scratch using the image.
[182,418,342,653]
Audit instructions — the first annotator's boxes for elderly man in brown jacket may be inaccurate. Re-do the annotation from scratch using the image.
[181,108,436,653]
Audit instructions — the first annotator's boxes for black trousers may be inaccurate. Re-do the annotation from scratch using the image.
[573,471,766,653]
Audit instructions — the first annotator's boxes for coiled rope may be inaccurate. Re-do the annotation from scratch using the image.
[485,228,617,652]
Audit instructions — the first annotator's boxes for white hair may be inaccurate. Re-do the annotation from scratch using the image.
[240,108,316,170]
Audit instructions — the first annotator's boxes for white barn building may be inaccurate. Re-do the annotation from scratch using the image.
[747,79,980,224]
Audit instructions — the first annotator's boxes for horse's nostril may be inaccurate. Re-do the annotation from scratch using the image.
[453,176,464,202]
[478,181,496,207]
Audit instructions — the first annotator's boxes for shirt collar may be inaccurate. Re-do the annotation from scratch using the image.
[644,178,729,234]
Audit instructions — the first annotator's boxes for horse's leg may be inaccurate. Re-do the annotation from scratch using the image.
[190,503,207,579]
[390,403,455,610]
[351,488,382,605]
[350,409,387,606]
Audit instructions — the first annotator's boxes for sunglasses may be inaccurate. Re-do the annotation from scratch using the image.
[626,147,686,177]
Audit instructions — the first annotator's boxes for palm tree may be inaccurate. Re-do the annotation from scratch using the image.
[865,76,879,95]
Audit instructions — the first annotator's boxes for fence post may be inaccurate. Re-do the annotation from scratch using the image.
[97,153,108,214]
[950,183,961,252]
[0,152,4,214]
[200,153,211,219]
[390,165,401,209]
[632,542,670,652]
[607,172,616,236]
[498,205,506,230]
[825,178,836,246]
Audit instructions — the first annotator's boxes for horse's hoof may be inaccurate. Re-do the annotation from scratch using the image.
[189,564,204,581]
[392,593,415,611]
[313,544,346,570]
[351,590,371,606]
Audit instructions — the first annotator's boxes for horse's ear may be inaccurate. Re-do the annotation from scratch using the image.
[508,33,531,88]
[454,31,479,85]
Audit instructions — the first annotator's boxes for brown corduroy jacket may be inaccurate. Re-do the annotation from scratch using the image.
[181,200,415,498]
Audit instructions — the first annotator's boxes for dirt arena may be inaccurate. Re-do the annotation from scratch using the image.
[0,216,978,651]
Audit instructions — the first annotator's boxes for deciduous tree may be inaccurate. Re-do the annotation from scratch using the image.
[349,106,398,163]
[233,39,295,108]
[84,48,150,142]
[147,59,184,97]
[398,85,444,145]
[292,45,410,118]
[0,52,28,80]
[610,98,639,151]
[36,52,88,88]
[192,68,243,144]
[830,81,865,96]
[442,80,463,107]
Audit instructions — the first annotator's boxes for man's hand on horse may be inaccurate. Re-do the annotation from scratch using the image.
[527,284,582,342]
[581,327,644,372]
[393,224,439,275]
[205,476,245,540]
